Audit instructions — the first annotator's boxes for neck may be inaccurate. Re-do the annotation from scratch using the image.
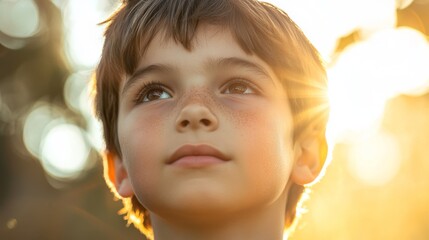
[150,200,287,240]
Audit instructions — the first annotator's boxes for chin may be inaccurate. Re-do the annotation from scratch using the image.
[173,185,231,210]
[151,185,240,222]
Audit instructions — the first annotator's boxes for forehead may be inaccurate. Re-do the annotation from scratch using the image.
[135,25,277,77]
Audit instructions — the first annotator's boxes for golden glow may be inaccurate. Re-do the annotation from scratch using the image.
[396,0,415,9]
[347,130,402,186]
[265,1,429,239]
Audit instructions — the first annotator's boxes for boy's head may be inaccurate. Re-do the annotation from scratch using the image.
[94,0,329,238]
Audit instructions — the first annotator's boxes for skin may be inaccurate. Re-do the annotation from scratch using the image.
[110,25,320,240]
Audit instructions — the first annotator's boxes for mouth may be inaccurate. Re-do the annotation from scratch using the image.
[167,144,231,168]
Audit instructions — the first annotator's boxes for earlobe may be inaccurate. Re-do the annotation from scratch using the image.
[106,151,134,198]
[117,178,134,198]
[291,137,321,186]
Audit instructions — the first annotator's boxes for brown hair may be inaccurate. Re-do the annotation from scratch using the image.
[94,0,329,238]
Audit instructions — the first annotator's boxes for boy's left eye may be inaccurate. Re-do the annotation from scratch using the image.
[222,79,257,95]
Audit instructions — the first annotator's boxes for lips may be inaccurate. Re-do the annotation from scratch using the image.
[167,144,231,165]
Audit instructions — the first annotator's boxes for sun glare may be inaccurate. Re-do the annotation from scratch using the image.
[263,0,429,203]
[327,27,429,141]
[265,0,397,60]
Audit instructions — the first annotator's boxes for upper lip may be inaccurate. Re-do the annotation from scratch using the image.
[167,144,231,164]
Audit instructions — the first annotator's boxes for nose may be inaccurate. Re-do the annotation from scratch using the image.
[175,104,219,132]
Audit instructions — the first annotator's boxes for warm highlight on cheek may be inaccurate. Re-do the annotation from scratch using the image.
[117,103,173,187]
[120,103,170,145]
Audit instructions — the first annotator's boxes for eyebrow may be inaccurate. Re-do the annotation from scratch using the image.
[122,64,174,96]
[122,57,274,95]
[207,57,274,85]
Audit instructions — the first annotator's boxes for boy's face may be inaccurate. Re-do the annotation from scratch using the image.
[115,25,298,221]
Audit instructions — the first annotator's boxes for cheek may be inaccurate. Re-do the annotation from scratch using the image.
[119,105,167,157]
[118,104,172,198]
[223,97,293,153]
[224,98,294,190]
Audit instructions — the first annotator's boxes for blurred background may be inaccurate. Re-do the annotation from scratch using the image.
[0,0,428,239]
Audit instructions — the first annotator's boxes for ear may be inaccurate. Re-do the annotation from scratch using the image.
[105,151,134,198]
[291,130,327,186]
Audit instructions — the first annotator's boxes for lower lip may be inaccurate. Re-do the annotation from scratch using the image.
[170,156,226,168]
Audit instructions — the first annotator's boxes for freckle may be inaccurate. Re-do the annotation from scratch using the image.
[147,117,161,130]
[142,106,166,131]
[222,102,258,129]
[178,87,217,107]
[176,87,262,131]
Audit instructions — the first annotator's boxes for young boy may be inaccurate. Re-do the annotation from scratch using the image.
[94,0,329,239]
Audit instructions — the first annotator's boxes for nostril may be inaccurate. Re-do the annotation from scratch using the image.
[181,120,189,127]
[200,119,211,126]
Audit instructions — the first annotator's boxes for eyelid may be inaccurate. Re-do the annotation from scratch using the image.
[221,77,262,94]
[134,81,173,104]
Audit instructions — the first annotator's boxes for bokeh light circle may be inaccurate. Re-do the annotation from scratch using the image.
[64,71,92,113]
[40,122,90,180]
[23,103,62,158]
[0,0,40,38]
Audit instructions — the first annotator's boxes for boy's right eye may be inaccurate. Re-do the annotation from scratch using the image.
[135,81,172,103]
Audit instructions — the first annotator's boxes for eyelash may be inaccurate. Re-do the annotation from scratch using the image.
[134,80,168,104]
[223,78,261,94]
[133,78,260,104]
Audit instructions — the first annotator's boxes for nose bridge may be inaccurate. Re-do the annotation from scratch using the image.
[175,87,219,132]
